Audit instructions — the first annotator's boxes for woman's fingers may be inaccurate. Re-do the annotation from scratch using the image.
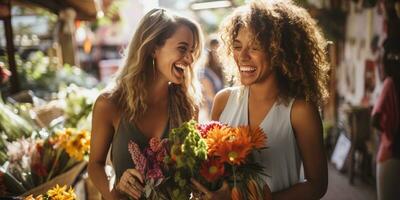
[127,176,144,192]
[127,168,144,184]
[191,178,212,199]
[263,184,272,200]
[123,181,141,199]
[117,169,144,199]
[219,181,229,192]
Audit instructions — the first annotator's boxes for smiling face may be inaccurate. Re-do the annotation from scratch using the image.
[232,27,272,86]
[154,25,195,84]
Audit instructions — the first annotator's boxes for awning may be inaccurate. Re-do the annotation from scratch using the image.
[13,0,101,21]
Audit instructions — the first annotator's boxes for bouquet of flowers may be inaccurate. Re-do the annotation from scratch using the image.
[127,121,207,200]
[196,121,267,200]
[0,128,90,195]
[127,120,267,200]
[24,184,76,200]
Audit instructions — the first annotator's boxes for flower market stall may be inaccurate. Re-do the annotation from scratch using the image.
[0,0,102,198]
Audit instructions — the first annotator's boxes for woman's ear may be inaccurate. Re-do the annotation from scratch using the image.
[152,46,159,58]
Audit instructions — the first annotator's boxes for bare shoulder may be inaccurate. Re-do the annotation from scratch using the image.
[210,87,233,120]
[94,92,116,110]
[290,99,322,135]
[93,92,120,122]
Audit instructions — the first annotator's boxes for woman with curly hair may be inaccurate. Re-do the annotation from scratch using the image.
[88,8,203,200]
[192,0,329,199]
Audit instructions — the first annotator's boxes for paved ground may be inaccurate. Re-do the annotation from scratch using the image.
[323,164,377,200]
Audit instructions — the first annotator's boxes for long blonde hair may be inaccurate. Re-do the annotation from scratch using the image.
[110,8,203,128]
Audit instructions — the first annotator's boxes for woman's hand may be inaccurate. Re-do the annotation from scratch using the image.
[264,184,272,200]
[191,178,230,200]
[115,169,144,200]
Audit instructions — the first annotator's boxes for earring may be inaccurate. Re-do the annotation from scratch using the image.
[152,58,157,79]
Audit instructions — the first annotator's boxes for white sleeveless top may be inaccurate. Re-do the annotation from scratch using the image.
[219,86,303,192]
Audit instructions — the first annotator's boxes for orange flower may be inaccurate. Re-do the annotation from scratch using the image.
[214,131,252,165]
[237,126,267,149]
[200,157,225,182]
[231,187,242,200]
[205,127,232,154]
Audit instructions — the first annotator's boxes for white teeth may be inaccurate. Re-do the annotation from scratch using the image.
[240,66,256,72]
[175,64,186,70]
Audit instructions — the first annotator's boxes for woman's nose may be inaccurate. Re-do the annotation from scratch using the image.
[239,48,250,60]
[184,52,193,64]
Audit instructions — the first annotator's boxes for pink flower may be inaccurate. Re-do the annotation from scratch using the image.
[149,137,168,152]
[148,137,168,164]
[128,140,147,175]
[0,62,11,85]
[146,166,164,180]
[149,137,161,152]
[197,121,225,138]
[156,148,167,163]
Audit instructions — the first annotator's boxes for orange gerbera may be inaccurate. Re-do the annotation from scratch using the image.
[214,131,252,165]
[199,157,225,182]
[237,126,267,149]
[205,127,232,155]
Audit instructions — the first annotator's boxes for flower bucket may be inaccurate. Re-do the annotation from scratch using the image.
[21,161,87,197]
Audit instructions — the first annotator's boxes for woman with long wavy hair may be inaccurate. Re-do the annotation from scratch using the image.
[192,0,329,199]
[88,8,203,200]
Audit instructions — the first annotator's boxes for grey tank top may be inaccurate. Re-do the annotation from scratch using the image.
[219,86,303,192]
[111,116,169,182]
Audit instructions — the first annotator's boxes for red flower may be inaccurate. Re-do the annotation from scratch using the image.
[200,157,225,182]
[32,163,48,177]
[197,121,225,138]
[0,62,11,85]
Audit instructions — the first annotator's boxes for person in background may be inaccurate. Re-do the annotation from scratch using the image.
[192,0,329,199]
[199,37,225,121]
[371,37,400,200]
[88,8,203,200]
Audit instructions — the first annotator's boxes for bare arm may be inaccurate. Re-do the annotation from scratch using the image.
[210,88,231,121]
[272,99,328,200]
[88,94,121,200]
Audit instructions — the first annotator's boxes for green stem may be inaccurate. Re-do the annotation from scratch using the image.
[46,149,62,181]
[60,158,76,173]
[232,165,236,188]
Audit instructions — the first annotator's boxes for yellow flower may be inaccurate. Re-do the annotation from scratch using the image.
[47,184,66,197]
[47,184,76,200]
[65,130,90,161]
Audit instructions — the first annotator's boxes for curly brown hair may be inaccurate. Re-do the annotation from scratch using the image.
[219,0,329,106]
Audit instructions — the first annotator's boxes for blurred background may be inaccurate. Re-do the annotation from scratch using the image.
[0,0,399,199]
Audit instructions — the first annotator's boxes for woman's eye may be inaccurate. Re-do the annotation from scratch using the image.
[233,46,242,50]
[178,46,187,52]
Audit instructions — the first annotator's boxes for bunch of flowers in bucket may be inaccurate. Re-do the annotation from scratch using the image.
[0,128,90,195]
